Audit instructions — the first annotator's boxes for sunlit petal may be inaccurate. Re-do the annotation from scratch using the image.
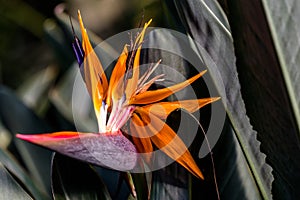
[78,10,108,113]
[107,45,128,107]
[134,107,204,179]
[130,113,153,153]
[142,97,220,119]
[130,70,207,105]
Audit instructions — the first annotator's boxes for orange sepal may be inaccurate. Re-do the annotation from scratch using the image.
[78,10,108,112]
[134,107,204,179]
[130,70,207,105]
[130,113,154,153]
[107,45,128,107]
[142,97,220,119]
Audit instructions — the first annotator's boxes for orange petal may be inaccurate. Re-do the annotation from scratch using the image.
[107,45,128,107]
[134,107,204,179]
[78,10,108,112]
[130,113,154,164]
[130,113,153,153]
[130,70,207,105]
[142,97,220,119]
[125,20,152,99]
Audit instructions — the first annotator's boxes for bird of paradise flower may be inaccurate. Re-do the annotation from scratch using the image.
[17,11,220,179]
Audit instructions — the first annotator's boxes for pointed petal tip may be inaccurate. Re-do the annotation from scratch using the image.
[197,169,205,180]
[16,133,42,140]
[199,174,205,180]
[77,10,82,20]
[201,69,207,75]
[209,97,221,105]
[16,132,81,144]
[212,97,221,102]
[16,133,29,140]
[146,19,152,26]
[16,133,42,143]
[77,9,85,32]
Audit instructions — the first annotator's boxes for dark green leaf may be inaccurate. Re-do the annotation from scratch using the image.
[0,86,52,195]
[151,166,189,200]
[94,167,131,199]
[0,147,49,199]
[262,0,300,129]
[202,0,230,30]
[218,0,300,198]
[121,172,137,198]
[147,1,275,199]
[131,172,150,200]
[51,153,111,200]
[211,119,262,199]
[0,0,45,38]
[0,162,32,200]
[170,0,274,198]
[44,18,74,70]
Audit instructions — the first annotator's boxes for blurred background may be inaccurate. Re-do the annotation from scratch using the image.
[0,0,159,90]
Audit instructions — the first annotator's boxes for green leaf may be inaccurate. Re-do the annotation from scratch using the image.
[219,0,300,198]
[0,0,46,38]
[150,166,189,200]
[158,0,274,199]
[263,1,300,197]
[0,147,49,199]
[94,167,131,199]
[0,162,32,200]
[262,0,300,130]
[51,153,112,200]
[0,86,53,196]
[211,120,262,199]
[131,172,150,200]
[44,18,74,69]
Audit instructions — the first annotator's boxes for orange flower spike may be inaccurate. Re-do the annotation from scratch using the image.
[125,20,152,99]
[78,10,108,115]
[17,12,220,179]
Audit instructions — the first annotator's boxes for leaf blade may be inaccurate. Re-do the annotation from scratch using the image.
[0,162,32,200]
[51,153,112,200]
